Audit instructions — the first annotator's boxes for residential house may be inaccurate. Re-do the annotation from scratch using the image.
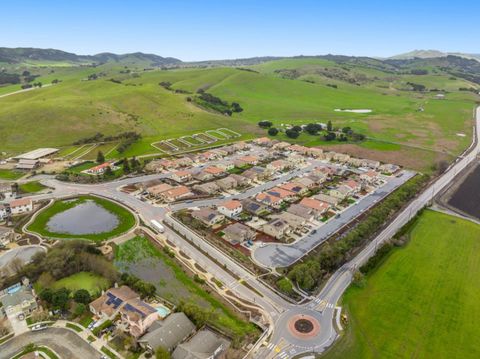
[191,208,225,227]
[272,141,291,150]
[211,148,229,157]
[255,192,284,209]
[216,162,235,171]
[147,183,173,197]
[279,182,308,196]
[204,166,225,177]
[145,159,172,173]
[171,170,192,183]
[287,204,316,221]
[363,159,381,169]
[329,185,353,200]
[254,137,273,146]
[172,328,231,359]
[262,218,291,239]
[0,204,8,221]
[274,212,307,231]
[288,144,309,154]
[237,155,259,166]
[293,177,316,189]
[324,151,337,161]
[313,193,340,206]
[343,179,362,193]
[242,199,269,216]
[162,186,193,202]
[267,159,289,172]
[85,162,112,175]
[217,200,242,218]
[229,174,251,186]
[119,297,160,337]
[90,285,139,320]
[333,153,350,163]
[193,182,221,195]
[360,170,379,184]
[197,151,218,162]
[0,281,37,318]
[223,222,256,244]
[9,198,33,215]
[0,226,14,246]
[172,157,194,168]
[0,182,15,201]
[299,198,330,215]
[216,176,238,191]
[305,147,324,158]
[266,187,297,202]
[287,154,306,166]
[232,141,248,151]
[347,157,364,167]
[194,171,214,182]
[138,312,195,353]
[379,163,400,174]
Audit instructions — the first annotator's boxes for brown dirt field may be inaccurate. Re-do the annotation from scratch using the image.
[321,143,451,171]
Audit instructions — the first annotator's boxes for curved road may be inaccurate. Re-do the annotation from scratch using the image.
[6,106,478,358]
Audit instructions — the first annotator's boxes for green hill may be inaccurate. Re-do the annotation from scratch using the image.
[1,49,479,170]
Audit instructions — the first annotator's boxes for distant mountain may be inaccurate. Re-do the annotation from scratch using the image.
[390,49,480,62]
[0,47,182,66]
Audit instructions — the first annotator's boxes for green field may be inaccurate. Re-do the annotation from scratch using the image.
[19,181,47,193]
[115,236,260,342]
[323,210,480,359]
[27,195,136,241]
[0,169,24,180]
[52,271,110,295]
[1,58,478,170]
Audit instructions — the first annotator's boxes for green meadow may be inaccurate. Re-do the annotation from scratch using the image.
[323,210,480,359]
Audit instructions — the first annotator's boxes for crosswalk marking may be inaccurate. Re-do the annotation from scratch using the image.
[312,297,335,311]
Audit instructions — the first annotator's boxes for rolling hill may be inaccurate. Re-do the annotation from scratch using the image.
[0,47,479,170]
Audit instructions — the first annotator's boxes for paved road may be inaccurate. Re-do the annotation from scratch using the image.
[0,327,99,359]
[18,107,480,359]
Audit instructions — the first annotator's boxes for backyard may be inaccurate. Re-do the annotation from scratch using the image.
[323,210,480,359]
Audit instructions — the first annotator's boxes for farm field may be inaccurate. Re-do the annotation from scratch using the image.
[114,236,260,345]
[323,210,480,359]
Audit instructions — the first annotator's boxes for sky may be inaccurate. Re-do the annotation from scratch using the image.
[2,0,479,61]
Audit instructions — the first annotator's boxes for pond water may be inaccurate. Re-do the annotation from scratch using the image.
[46,200,119,235]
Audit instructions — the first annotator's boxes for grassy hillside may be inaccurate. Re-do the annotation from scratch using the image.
[323,210,480,359]
[0,55,478,170]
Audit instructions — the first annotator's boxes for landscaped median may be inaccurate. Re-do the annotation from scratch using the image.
[26,195,136,242]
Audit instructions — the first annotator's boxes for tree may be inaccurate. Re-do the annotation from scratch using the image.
[155,347,171,359]
[51,288,70,310]
[292,125,302,133]
[39,288,54,304]
[104,166,113,177]
[96,151,105,164]
[324,132,336,141]
[304,123,322,135]
[123,158,131,173]
[73,303,86,317]
[258,120,273,128]
[342,126,352,134]
[286,129,300,139]
[73,289,91,304]
[268,127,279,136]
[130,157,140,171]
[327,120,333,132]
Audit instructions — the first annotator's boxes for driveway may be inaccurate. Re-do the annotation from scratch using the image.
[0,327,100,359]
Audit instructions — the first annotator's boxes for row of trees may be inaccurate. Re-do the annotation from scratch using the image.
[193,89,243,116]
[286,174,429,291]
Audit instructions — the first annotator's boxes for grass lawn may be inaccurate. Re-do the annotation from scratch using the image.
[19,181,47,193]
[0,169,24,180]
[115,236,260,341]
[323,210,480,359]
[51,272,110,295]
[27,195,136,241]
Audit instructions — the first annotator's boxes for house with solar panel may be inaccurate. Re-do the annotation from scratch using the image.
[89,285,166,337]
